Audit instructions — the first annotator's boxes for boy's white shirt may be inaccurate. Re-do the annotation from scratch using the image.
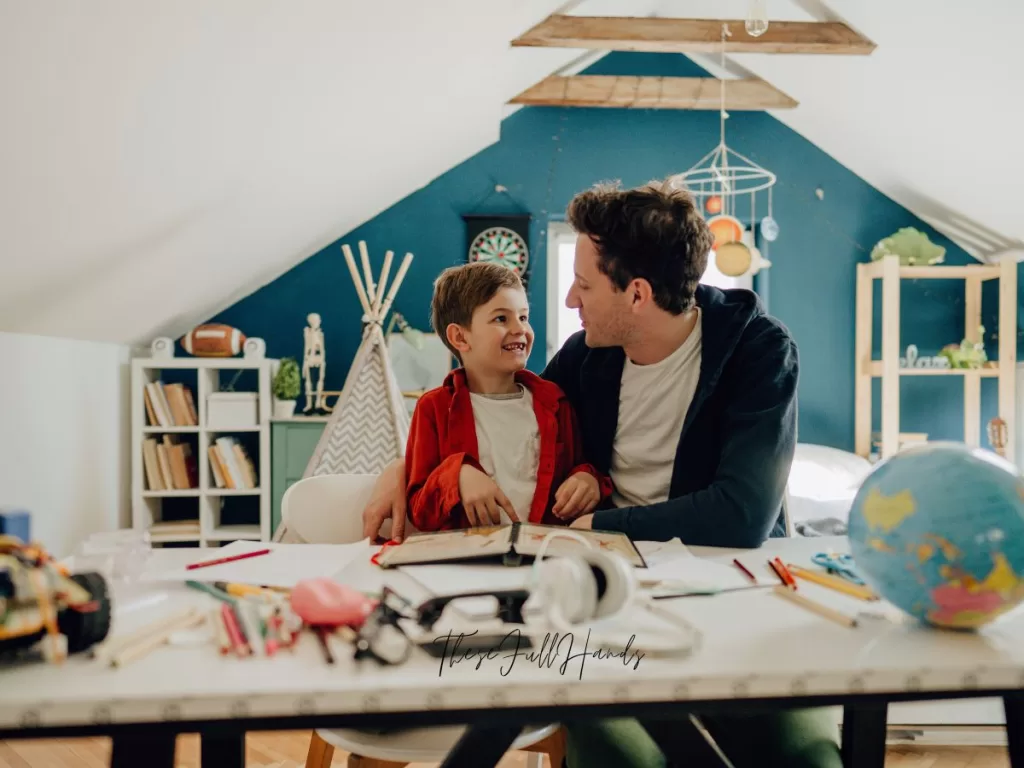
[611,306,703,508]
[469,384,540,523]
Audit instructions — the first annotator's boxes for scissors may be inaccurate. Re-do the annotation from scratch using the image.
[812,551,865,585]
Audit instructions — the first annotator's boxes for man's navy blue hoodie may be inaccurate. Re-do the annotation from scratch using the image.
[540,283,799,549]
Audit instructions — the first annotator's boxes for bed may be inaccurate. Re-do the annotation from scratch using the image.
[786,443,873,538]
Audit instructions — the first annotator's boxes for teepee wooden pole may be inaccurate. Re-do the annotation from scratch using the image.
[358,241,377,305]
[377,252,413,322]
[341,244,372,317]
[373,250,394,317]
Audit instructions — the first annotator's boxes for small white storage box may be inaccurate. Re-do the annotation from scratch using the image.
[207,392,259,429]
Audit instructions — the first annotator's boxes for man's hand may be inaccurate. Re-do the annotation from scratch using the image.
[569,513,594,530]
[552,472,600,520]
[361,459,407,542]
[459,465,519,526]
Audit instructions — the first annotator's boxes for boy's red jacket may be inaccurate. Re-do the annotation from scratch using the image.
[405,368,613,530]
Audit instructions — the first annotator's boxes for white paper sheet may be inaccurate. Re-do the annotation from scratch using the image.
[142,540,373,588]
[635,538,693,567]
[397,563,535,596]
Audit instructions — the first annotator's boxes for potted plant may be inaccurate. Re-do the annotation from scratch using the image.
[271,357,301,418]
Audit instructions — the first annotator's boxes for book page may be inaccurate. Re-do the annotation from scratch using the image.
[513,523,646,567]
[376,525,513,567]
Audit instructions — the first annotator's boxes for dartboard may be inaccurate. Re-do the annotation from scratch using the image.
[468,226,529,275]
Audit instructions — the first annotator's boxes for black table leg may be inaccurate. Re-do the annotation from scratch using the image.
[110,730,176,768]
[1004,694,1024,767]
[438,723,523,768]
[200,727,246,768]
[841,703,887,768]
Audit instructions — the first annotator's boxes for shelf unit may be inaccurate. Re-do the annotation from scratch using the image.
[131,356,274,547]
[855,255,1017,463]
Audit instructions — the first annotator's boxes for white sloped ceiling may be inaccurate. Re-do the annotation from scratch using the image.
[1,0,1020,346]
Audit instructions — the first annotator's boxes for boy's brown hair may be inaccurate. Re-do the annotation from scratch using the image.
[431,262,524,362]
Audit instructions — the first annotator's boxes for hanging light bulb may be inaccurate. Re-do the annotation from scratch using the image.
[745,0,769,37]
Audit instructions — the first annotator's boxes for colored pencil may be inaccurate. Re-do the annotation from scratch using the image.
[767,559,787,586]
[772,585,858,628]
[315,627,335,665]
[786,564,878,602]
[186,580,236,604]
[772,557,798,589]
[186,548,271,571]
[732,558,757,583]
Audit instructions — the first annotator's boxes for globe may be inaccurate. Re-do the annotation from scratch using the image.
[847,441,1024,630]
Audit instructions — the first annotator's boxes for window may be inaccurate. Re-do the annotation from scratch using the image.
[546,223,582,360]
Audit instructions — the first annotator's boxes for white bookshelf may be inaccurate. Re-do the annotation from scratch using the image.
[131,355,274,548]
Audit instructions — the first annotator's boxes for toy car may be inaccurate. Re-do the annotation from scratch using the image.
[0,535,111,660]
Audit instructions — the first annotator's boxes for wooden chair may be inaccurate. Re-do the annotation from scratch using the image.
[282,474,565,768]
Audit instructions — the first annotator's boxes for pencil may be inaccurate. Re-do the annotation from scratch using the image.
[772,585,858,628]
[773,557,798,589]
[186,580,237,604]
[186,548,271,571]
[787,564,878,602]
[732,558,757,583]
[110,609,205,667]
[315,627,335,665]
[767,559,787,586]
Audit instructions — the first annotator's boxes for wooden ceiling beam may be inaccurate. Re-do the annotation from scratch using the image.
[509,75,797,111]
[512,15,876,55]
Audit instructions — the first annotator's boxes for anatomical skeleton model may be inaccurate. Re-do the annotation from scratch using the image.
[303,312,327,413]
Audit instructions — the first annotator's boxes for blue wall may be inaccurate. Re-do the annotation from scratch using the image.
[210,52,1000,452]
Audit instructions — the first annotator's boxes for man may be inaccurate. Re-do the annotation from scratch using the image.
[362,178,841,768]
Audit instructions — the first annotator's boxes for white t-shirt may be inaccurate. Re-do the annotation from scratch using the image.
[610,308,702,508]
[470,385,540,523]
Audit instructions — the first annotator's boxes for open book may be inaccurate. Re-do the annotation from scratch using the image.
[375,522,646,568]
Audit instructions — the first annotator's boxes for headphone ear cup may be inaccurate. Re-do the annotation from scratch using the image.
[576,550,636,620]
[535,558,598,625]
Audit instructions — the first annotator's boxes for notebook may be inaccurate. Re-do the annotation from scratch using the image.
[374,522,647,568]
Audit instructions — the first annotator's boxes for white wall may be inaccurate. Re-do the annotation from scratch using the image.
[0,331,131,557]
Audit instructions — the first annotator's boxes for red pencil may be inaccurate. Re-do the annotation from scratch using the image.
[186,548,271,571]
[773,557,798,589]
[733,558,757,583]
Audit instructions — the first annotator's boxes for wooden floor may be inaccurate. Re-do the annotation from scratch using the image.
[0,731,1010,767]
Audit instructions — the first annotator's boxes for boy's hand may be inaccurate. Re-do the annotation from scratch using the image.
[459,464,519,526]
[552,472,600,520]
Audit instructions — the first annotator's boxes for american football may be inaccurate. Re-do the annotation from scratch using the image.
[180,324,246,357]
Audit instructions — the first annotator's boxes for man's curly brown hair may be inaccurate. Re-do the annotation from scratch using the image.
[566,178,714,314]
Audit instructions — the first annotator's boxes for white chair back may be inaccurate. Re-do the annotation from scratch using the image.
[281,473,379,544]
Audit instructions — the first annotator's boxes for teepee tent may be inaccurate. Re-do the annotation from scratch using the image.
[304,241,414,478]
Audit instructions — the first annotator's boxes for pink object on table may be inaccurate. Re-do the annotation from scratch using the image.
[289,577,378,628]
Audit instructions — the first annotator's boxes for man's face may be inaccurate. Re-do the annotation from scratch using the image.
[565,234,633,348]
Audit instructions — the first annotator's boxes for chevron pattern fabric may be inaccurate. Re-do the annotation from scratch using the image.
[309,338,409,477]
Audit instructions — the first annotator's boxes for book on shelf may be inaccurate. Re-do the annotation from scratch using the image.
[207,436,258,490]
[149,520,200,536]
[144,381,198,428]
[142,434,199,491]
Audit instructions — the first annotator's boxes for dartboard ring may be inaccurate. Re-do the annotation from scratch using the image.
[469,226,529,275]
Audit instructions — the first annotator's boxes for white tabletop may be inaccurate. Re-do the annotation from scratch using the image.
[1,535,1023,732]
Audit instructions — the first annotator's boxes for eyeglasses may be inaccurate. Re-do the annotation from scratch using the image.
[352,586,416,666]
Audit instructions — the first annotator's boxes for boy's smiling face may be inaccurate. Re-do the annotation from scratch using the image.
[453,285,533,374]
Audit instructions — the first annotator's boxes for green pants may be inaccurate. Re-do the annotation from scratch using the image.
[564,708,843,768]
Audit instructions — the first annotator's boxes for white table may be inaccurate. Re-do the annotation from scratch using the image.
[1,536,1022,768]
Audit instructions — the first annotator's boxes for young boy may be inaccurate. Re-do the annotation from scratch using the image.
[405,262,612,530]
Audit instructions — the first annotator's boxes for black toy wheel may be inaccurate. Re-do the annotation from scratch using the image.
[58,572,112,653]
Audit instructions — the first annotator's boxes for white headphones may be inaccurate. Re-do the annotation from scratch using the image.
[522,531,702,657]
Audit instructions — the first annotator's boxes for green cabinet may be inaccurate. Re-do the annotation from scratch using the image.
[270,419,327,535]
